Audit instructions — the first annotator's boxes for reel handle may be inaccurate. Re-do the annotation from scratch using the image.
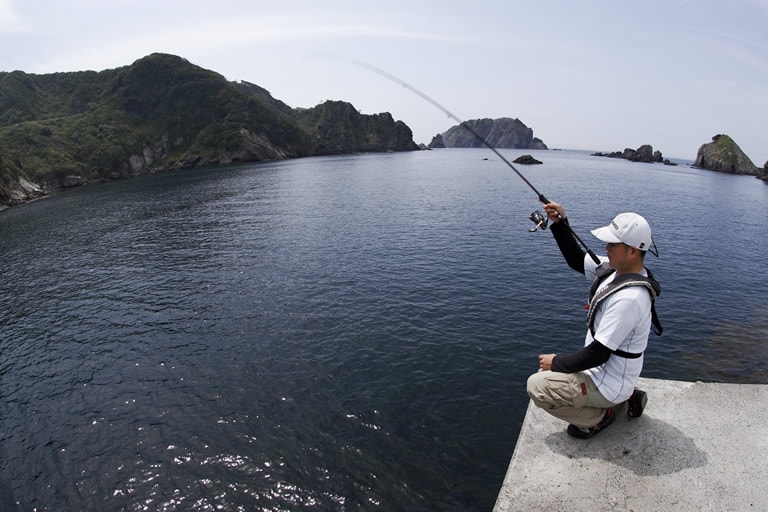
[528,210,549,232]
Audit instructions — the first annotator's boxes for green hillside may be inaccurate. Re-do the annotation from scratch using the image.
[0,53,418,206]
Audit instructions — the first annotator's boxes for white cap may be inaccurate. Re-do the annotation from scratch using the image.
[591,212,652,251]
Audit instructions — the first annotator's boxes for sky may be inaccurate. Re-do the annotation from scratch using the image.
[1,0,767,162]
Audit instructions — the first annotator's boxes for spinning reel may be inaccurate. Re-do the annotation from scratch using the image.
[528,210,549,232]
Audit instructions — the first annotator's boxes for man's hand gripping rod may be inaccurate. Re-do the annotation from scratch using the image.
[351,60,601,264]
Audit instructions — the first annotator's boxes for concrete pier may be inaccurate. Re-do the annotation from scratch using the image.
[494,377,767,512]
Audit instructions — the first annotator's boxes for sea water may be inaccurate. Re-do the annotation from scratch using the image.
[1,149,766,510]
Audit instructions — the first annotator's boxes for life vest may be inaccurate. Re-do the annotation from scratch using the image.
[586,268,663,359]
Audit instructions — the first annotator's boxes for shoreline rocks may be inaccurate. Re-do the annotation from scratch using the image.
[0,176,47,210]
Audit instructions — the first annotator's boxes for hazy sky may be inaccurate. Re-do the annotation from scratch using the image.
[2,0,767,162]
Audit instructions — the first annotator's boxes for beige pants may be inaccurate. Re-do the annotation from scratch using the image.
[527,370,622,428]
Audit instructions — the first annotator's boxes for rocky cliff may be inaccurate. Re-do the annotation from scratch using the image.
[0,53,419,208]
[294,100,418,154]
[693,134,760,175]
[429,118,547,150]
[0,155,46,209]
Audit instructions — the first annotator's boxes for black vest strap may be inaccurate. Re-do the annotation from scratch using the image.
[587,267,663,358]
[613,348,643,359]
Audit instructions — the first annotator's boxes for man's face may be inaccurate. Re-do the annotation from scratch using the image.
[605,242,633,272]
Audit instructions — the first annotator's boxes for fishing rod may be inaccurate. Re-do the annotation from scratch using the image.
[351,59,601,264]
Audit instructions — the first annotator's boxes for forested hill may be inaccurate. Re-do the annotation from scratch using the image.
[0,53,418,207]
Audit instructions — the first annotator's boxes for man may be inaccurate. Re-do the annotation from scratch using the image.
[526,202,661,439]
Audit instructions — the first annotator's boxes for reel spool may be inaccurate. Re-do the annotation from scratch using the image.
[528,210,548,232]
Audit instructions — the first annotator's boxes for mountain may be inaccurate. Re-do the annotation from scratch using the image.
[693,134,760,175]
[428,117,547,150]
[0,53,418,208]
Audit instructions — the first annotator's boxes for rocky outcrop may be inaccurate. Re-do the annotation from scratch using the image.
[429,118,547,150]
[294,101,419,154]
[119,137,170,176]
[0,155,43,208]
[513,154,543,165]
[62,175,82,187]
[0,176,46,209]
[693,134,760,175]
[428,134,445,148]
[592,144,663,163]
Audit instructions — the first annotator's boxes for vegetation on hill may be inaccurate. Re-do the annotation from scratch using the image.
[0,53,418,207]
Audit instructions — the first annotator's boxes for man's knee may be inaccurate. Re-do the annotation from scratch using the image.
[526,371,549,402]
[527,370,583,409]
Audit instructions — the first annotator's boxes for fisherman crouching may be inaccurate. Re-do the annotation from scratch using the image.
[527,202,662,439]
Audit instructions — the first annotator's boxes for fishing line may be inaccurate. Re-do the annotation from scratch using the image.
[348,59,601,264]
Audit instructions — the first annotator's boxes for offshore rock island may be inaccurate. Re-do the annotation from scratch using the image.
[693,134,763,176]
[428,118,548,150]
[0,53,418,208]
[592,137,767,181]
[592,144,666,164]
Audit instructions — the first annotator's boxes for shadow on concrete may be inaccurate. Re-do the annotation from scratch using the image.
[544,415,708,476]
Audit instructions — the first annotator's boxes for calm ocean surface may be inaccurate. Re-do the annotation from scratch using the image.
[1,149,767,511]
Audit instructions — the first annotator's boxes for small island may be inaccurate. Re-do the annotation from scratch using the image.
[513,154,543,165]
[592,144,677,165]
[428,118,547,150]
[693,134,762,176]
